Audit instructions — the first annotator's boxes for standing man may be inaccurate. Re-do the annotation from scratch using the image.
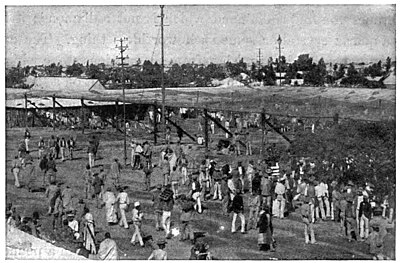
[37,137,46,160]
[92,173,104,209]
[260,172,273,209]
[59,137,67,162]
[152,184,163,231]
[300,195,316,244]
[161,155,170,186]
[231,189,246,234]
[160,184,174,239]
[110,158,122,185]
[130,139,137,169]
[83,164,93,200]
[134,142,143,169]
[143,164,153,191]
[102,187,118,225]
[274,177,286,219]
[179,196,195,243]
[24,128,31,152]
[23,151,35,191]
[87,136,96,168]
[359,195,372,241]
[246,160,255,194]
[11,155,22,188]
[48,135,57,159]
[116,186,130,229]
[142,141,153,168]
[247,190,261,230]
[131,201,144,247]
[67,136,75,160]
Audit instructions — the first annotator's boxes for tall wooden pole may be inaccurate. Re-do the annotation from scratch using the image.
[160,5,166,135]
[81,98,85,134]
[203,108,209,151]
[261,108,266,156]
[52,94,56,131]
[153,101,158,145]
[24,93,28,128]
[115,101,119,131]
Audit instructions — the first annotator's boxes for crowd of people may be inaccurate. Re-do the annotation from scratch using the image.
[6,127,396,260]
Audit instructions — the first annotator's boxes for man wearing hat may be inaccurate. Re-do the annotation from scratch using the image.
[148,239,167,260]
[344,192,359,242]
[152,184,163,231]
[116,186,130,229]
[260,169,273,209]
[160,184,174,239]
[367,207,394,259]
[220,173,230,216]
[191,172,203,213]
[231,189,246,234]
[274,176,286,219]
[359,195,372,241]
[110,158,122,184]
[131,201,144,247]
[300,195,316,244]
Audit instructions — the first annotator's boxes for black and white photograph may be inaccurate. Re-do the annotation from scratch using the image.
[4,3,396,260]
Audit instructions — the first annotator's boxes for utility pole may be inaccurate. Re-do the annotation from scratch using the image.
[257,48,262,71]
[159,5,166,135]
[277,35,283,86]
[115,37,129,166]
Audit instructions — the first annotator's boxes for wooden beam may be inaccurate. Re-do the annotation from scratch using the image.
[203,111,246,148]
[156,109,196,142]
[264,117,292,144]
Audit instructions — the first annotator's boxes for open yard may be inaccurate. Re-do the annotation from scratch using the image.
[6,126,374,260]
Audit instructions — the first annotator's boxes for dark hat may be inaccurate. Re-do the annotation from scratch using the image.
[157,238,167,245]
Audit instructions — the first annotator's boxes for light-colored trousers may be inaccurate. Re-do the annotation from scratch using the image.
[232,212,246,232]
[119,204,129,228]
[162,211,171,237]
[359,214,369,239]
[131,222,144,246]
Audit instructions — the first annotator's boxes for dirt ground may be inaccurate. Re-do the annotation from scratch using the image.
[5,126,373,260]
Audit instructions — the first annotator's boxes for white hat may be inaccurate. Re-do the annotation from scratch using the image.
[134,201,140,207]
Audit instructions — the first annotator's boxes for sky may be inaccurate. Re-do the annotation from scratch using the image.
[5,5,396,67]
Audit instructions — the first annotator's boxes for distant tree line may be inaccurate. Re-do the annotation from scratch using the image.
[6,55,394,89]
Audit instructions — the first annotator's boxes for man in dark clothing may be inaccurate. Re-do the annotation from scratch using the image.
[152,184,163,231]
[160,184,174,238]
[231,189,246,234]
[92,173,104,209]
[359,195,372,240]
[39,155,48,185]
[179,196,195,243]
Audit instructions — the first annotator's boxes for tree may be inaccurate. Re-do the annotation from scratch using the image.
[385,57,391,73]
[290,120,395,200]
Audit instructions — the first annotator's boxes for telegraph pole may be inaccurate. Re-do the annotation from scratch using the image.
[115,37,129,166]
[277,35,283,86]
[160,5,166,134]
[258,48,262,71]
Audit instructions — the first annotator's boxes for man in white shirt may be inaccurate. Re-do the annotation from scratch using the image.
[274,177,286,219]
[116,186,130,229]
[315,180,330,221]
